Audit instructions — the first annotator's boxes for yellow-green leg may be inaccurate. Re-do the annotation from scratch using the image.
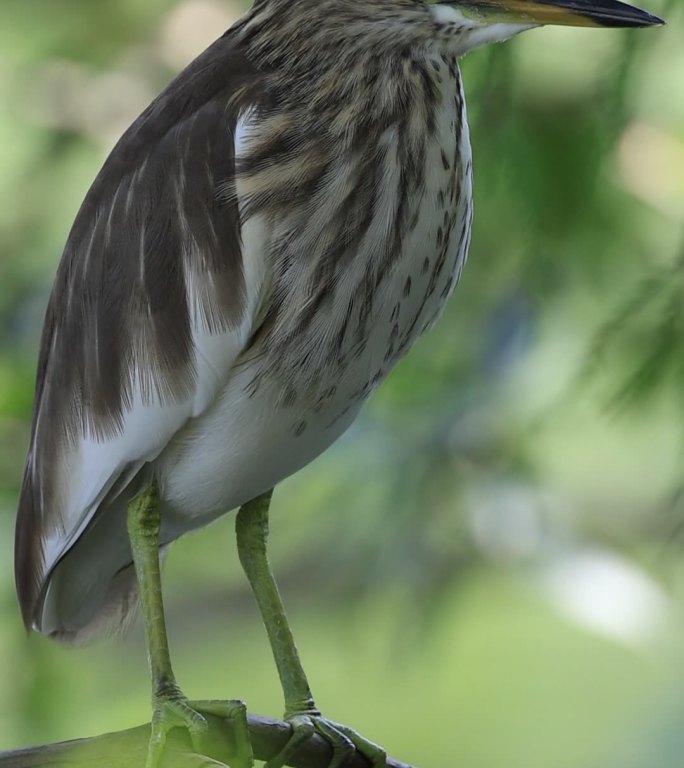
[128,483,252,768]
[236,490,387,768]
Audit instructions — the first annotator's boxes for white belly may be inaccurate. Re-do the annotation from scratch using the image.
[157,54,472,534]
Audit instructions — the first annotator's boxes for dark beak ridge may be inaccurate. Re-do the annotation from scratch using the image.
[458,0,665,28]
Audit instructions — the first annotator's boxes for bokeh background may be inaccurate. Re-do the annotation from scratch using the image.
[1,0,684,766]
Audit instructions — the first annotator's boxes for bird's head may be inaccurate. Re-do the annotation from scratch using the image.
[238,0,663,75]
[428,0,664,54]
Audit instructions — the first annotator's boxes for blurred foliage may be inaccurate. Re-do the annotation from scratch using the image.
[1,0,684,766]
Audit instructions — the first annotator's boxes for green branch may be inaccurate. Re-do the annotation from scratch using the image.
[0,704,416,768]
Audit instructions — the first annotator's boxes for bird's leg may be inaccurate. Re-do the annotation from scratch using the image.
[236,491,387,768]
[127,483,205,766]
[128,482,252,768]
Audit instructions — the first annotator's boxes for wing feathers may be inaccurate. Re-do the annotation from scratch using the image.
[15,33,261,631]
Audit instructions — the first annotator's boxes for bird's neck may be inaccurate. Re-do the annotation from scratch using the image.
[232,2,470,143]
[233,0,434,77]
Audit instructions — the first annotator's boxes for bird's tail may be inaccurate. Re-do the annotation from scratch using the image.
[34,490,142,645]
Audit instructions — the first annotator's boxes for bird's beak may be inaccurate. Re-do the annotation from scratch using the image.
[456,0,665,28]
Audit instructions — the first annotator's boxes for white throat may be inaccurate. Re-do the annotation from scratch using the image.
[430,4,535,55]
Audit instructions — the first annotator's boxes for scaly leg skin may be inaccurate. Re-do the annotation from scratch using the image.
[128,484,253,768]
[236,491,386,768]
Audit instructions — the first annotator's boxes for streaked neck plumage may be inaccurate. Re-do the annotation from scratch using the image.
[230,0,475,397]
[231,0,529,139]
[234,0,530,75]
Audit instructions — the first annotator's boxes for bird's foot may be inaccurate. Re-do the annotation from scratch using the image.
[146,688,207,768]
[265,710,386,768]
[192,700,253,768]
[146,689,252,768]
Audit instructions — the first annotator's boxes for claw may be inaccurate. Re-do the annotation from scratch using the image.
[312,719,355,768]
[264,713,387,768]
[330,720,387,768]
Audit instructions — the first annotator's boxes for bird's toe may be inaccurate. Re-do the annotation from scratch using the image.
[264,712,386,768]
[147,693,209,768]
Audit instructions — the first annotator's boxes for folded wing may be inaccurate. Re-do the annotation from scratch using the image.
[15,34,261,635]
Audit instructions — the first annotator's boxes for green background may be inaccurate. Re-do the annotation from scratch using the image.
[1,1,684,766]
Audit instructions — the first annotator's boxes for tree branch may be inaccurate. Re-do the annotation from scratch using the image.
[0,705,416,768]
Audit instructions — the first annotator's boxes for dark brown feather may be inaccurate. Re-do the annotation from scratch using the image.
[15,33,260,629]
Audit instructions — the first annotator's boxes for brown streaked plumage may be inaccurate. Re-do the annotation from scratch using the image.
[17,0,481,641]
[14,0,663,764]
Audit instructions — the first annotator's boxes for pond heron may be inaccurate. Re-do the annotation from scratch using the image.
[15,0,663,765]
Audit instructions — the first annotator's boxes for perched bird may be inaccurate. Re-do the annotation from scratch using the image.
[15,0,663,766]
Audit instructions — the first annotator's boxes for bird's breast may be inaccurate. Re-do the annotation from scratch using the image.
[158,53,473,523]
[251,52,473,402]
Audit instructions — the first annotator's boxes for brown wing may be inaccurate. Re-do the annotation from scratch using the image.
[15,32,262,631]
